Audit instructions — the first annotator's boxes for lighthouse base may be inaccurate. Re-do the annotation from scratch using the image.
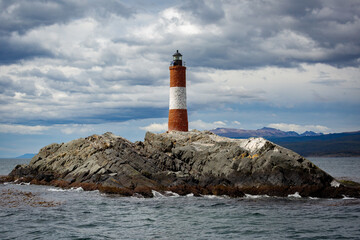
[168,109,188,132]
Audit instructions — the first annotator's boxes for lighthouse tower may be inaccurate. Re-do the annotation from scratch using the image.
[168,50,188,132]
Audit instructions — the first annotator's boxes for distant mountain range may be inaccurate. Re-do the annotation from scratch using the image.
[211,127,323,139]
[16,153,35,159]
[211,128,360,157]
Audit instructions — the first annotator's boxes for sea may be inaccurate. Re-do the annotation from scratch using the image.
[1,157,359,239]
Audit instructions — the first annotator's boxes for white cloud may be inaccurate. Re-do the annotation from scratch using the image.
[213,121,226,126]
[140,123,167,133]
[190,120,228,130]
[0,124,50,134]
[60,124,95,135]
[268,123,330,134]
[139,120,228,132]
[232,121,241,125]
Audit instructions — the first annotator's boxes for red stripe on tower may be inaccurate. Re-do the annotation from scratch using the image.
[168,50,188,132]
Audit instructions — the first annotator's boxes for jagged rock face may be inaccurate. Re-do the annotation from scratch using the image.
[9,131,334,189]
[143,131,333,187]
[11,133,164,189]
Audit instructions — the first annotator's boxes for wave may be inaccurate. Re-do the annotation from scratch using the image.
[17,182,31,186]
[342,195,356,200]
[151,190,180,198]
[309,197,319,200]
[288,192,302,198]
[244,194,270,199]
[151,190,165,198]
[245,192,305,199]
[2,182,30,186]
[164,191,180,197]
[202,195,229,199]
[47,187,84,192]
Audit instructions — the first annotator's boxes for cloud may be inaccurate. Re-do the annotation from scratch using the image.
[0,0,133,64]
[60,124,96,135]
[140,120,230,132]
[189,120,228,130]
[1,0,360,68]
[310,79,346,86]
[0,124,50,134]
[140,123,168,133]
[180,0,225,24]
[0,0,133,35]
[0,36,53,64]
[0,0,359,148]
[267,123,330,134]
[170,0,360,69]
[213,121,226,126]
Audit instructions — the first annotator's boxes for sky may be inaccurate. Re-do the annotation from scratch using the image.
[0,0,359,157]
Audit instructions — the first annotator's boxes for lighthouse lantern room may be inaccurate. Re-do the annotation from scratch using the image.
[172,50,183,66]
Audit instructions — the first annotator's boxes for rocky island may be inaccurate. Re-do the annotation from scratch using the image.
[5,130,360,198]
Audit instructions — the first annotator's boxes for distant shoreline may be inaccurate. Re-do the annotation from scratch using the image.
[212,128,360,157]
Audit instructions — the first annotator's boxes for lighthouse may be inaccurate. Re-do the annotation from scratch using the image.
[168,50,188,132]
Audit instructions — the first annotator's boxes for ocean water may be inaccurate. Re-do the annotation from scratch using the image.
[0,158,31,176]
[308,157,360,183]
[1,157,360,239]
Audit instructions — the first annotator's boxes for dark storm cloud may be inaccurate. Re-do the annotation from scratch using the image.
[180,0,225,24]
[0,0,359,130]
[0,76,13,94]
[176,0,360,69]
[0,37,53,64]
[0,0,133,35]
[0,0,133,64]
[8,105,168,126]
[2,0,359,67]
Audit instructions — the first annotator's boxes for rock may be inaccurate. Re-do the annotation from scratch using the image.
[7,130,360,198]
[143,131,333,188]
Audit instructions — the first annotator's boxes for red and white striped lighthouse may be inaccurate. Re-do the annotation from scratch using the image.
[168,50,188,132]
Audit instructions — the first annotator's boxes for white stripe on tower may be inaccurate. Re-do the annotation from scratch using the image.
[169,87,187,110]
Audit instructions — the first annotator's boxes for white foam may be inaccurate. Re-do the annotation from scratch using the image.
[164,191,180,197]
[47,187,84,192]
[71,187,84,192]
[151,190,165,198]
[17,182,30,186]
[202,195,228,199]
[342,195,356,200]
[245,194,270,199]
[186,193,194,197]
[288,192,302,198]
[309,197,319,200]
[48,188,67,192]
